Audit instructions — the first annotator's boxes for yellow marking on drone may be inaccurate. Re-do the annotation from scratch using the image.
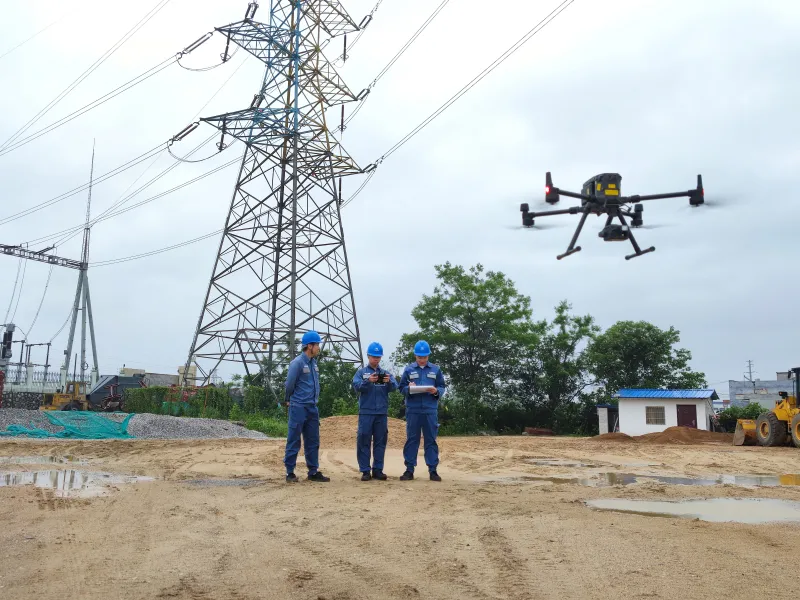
[604,189,619,196]
[608,183,616,189]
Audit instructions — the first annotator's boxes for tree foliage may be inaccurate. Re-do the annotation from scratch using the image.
[393,262,537,400]
[392,263,709,436]
[585,320,707,400]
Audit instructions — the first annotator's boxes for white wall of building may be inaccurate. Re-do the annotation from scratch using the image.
[618,398,712,436]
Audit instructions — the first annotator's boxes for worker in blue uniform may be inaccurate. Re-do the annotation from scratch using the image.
[352,342,398,481]
[398,340,446,481]
[283,330,330,483]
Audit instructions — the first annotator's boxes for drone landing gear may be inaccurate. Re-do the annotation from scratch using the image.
[556,208,590,260]
[620,214,655,260]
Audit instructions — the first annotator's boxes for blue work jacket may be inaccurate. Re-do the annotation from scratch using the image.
[284,352,320,405]
[352,365,399,415]
[399,361,446,414]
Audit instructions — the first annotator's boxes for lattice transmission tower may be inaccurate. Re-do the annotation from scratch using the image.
[184,1,366,389]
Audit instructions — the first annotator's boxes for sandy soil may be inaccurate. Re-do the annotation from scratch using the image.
[2,418,800,600]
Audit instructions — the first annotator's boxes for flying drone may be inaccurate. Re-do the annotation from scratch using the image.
[520,172,705,260]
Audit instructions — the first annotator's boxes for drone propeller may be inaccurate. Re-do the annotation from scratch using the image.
[503,222,565,231]
[680,193,737,211]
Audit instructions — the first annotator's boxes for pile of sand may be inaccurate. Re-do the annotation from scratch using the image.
[636,426,733,445]
[589,426,733,445]
[319,415,407,448]
[587,432,636,443]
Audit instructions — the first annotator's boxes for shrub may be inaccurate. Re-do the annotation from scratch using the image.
[716,403,766,432]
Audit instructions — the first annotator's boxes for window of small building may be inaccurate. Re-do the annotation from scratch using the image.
[645,406,666,425]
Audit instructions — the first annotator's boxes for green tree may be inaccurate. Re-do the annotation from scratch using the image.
[585,320,707,399]
[392,262,538,401]
[508,301,599,432]
[317,343,358,418]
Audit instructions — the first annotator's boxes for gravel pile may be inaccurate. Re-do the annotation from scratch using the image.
[0,409,64,435]
[0,409,268,440]
[126,413,268,440]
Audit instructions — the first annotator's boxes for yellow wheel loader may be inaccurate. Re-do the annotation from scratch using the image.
[734,367,800,447]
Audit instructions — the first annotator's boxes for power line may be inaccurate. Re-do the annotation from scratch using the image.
[92,229,223,267]
[1,0,174,151]
[13,56,248,246]
[73,0,575,266]
[32,1,575,268]
[25,264,55,338]
[3,258,24,324]
[0,31,218,158]
[339,0,452,131]
[333,0,386,63]
[342,0,575,209]
[30,147,238,248]
[9,259,28,324]
[0,144,166,227]
[379,0,574,163]
[0,57,176,158]
[0,9,74,62]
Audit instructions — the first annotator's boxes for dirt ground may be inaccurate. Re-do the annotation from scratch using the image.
[2,418,800,600]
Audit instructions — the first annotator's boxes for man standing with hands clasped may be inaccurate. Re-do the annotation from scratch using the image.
[283,330,330,483]
[352,342,398,481]
[398,340,446,481]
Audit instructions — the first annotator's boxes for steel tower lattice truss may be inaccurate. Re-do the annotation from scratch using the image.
[185,1,365,389]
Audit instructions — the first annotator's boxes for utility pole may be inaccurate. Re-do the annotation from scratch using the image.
[60,142,100,391]
[744,360,756,391]
[184,1,365,395]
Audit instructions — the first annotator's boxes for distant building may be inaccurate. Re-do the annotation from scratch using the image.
[613,389,719,436]
[728,372,796,409]
[119,367,180,388]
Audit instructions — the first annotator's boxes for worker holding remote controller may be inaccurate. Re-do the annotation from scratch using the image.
[352,341,398,481]
[398,340,447,481]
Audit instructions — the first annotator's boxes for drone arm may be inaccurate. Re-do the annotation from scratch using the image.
[558,189,595,202]
[627,191,690,202]
[529,206,581,218]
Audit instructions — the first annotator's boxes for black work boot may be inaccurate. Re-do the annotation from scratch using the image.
[286,473,298,483]
[307,471,330,482]
[361,472,372,482]
[429,471,442,482]
[399,470,414,481]
[372,470,388,481]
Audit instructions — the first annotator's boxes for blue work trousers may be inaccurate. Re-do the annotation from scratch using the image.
[402,412,439,473]
[357,414,388,473]
[284,403,320,476]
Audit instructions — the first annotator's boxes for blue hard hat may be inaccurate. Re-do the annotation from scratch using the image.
[367,341,383,357]
[414,340,431,356]
[301,330,322,345]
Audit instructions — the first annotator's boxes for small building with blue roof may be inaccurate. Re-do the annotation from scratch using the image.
[611,389,719,436]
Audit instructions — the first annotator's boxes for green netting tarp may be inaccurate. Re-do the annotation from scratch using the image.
[0,411,135,439]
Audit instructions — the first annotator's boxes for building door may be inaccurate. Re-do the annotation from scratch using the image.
[677,405,698,428]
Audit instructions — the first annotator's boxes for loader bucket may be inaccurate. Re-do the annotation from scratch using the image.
[734,419,757,446]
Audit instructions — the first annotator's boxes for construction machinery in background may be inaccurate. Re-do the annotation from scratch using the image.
[40,374,145,412]
[734,367,800,446]
[41,381,89,411]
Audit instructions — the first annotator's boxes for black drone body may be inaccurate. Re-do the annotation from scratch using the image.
[520,172,705,260]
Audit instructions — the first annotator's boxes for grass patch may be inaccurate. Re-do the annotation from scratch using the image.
[243,414,288,437]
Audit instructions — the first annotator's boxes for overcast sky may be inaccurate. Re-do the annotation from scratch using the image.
[0,0,798,397]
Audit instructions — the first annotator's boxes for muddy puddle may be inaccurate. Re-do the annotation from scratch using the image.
[586,498,800,524]
[0,469,154,497]
[474,472,800,488]
[0,455,87,465]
